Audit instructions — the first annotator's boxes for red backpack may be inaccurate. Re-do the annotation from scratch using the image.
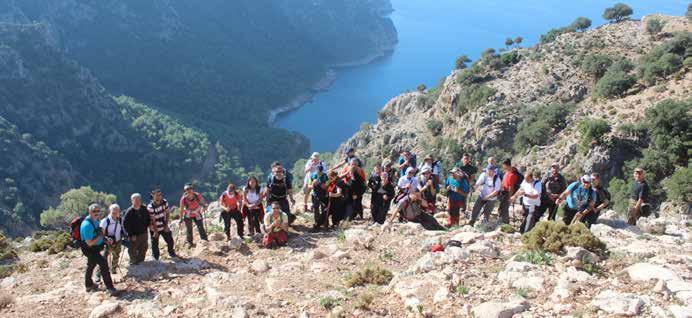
[69,214,95,247]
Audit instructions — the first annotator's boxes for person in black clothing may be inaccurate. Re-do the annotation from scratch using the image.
[369,170,395,224]
[456,153,478,182]
[537,163,567,221]
[308,165,329,231]
[627,167,651,225]
[584,173,610,228]
[123,193,150,265]
[327,171,349,227]
[147,189,176,260]
[346,158,367,220]
[265,165,296,225]
[417,166,438,214]
[81,203,119,295]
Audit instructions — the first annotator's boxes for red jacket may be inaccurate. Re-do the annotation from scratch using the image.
[502,167,522,193]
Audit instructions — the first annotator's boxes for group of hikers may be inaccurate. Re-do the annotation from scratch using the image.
[74,147,652,295]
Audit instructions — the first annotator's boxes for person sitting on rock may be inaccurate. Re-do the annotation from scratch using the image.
[444,167,470,227]
[369,170,395,225]
[219,183,244,240]
[308,164,329,232]
[468,165,502,227]
[510,170,542,233]
[395,167,418,204]
[180,184,209,247]
[81,203,119,295]
[382,189,445,231]
[417,165,438,214]
[242,176,265,236]
[555,175,596,225]
[147,188,177,260]
[262,202,289,248]
[123,193,150,264]
[99,204,124,274]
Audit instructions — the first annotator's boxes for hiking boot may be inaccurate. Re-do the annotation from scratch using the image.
[107,288,120,296]
[86,284,99,293]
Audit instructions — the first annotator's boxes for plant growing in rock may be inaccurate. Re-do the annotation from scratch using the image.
[456,284,469,295]
[455,55,471,70]
[29,231,71,254]
[354,290,376,309]
[603,3,633,23]
[514,250,552,265]
[577,118,611,153]
[0,233,17,262]
[571,17,592,32]
[319,296,341,310]
[646,18,665,37]
[637,32,690,85]
[521,221,606,254]
[344,265,393,288]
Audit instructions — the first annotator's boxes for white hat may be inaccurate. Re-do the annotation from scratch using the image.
[405,167,415,175]
[581,175,592,183]
[310,152,320,159]
[420,165,432,174]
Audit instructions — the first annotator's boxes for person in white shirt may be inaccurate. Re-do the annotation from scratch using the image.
[99,204,124,274]
[302,152,324,212]
[511,170,543,233]
[396,167,418,204]
[469,165,501,226]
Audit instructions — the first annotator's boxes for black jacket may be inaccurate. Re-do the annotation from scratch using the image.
[123,205,150,236]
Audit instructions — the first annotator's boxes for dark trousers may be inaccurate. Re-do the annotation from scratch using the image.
[469,197,496,226]
[184,217,208,245]
[269,198,295,225]
[370,198,392,224]
[411,213,446,231]
[329,198,346,226]
[562,206,579,225]
[150,230,175,260]
[350,194,364,220]
[312,196,328,227]
[582,210,599,228]
[128,233,148,265]
[221,210,244,238]
[519,205,538,234]
[537,201,558,221]
[81,245,114,290]
[244,206,262,235]
[497,192,511,224]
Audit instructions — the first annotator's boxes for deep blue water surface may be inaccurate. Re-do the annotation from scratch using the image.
[275,0,686,151]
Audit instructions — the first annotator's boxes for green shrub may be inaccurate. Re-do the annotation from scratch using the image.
[319,296,341,310]
[504,37,514,48]
[603,3,633,23]
[500,224,515,233]
[521,221,606,254]
[514,250,552,265]
[344,266,393,288]
[581,54,613,79]
[354,291,375,309]
[646,18,665,36]
[39,186,116,229]
[29,232,71,254]
[513,103,572,152]
[663,166,691,203]
[416,84,427,92]
[540,26,576,44]
[594,69,635,98]
[571,17,592,32]
[426,119,443,136]
[0,234,17,262]
[456,284,469,295]
[687,4,692,21]
[578,118,611,152]
[637,32,691,85]
[0,265,14,279]
[455,84,496,114]
[455,55,471,70]
[500,51,520,66]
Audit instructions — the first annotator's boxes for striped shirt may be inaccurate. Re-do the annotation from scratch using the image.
[147,199,169,232]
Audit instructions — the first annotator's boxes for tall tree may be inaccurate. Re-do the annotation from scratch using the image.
[603,3,633,23]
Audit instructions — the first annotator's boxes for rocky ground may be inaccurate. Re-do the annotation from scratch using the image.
[0,200,690,318]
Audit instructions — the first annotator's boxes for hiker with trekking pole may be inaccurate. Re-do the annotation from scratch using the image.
[98,203,125,275]
[180,183,209,248]
[76,203,119,295]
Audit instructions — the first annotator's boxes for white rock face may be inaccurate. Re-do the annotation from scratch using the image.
[669,305,692,318]
[451,231,483,244]
[591,290,644,316]
[498,261,545,291]
[471,300,528,318]
[625,263,680,282]
[250,260,270,273]
[467,240,499,257]
[89,301,120,318]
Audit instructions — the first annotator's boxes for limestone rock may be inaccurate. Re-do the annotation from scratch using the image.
[591,290,644,316]
[625,263,680,282]
[466,240,499,257]
[209,232,226,241]
[250,260,270,274]
[669,305,692,318]
[564,246,599,264]
[89,301,120,318]
[451,232,483,244]
[471,300,528,318]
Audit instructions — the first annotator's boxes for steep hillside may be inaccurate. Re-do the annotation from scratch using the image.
[341,15,690,205]
[0,0,397,166]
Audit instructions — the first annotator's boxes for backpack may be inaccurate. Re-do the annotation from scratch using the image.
[70,214,95,247]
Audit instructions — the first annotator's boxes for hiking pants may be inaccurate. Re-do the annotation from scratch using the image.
[103,242,121,273]
[562,207,579,225]
[150,230,175,260]
[537,201,558,221]
[263,230,288,248]
[269,198,295,225]
[412,213,446,231]
[184,217,208,245]
[582,210,599,228]
[469,198,496,226]
[350,193,364,220]
[519,205,538,234]
[371,198,391,225]
[447,199,466,226]
[312,196,328,228]
[497,192,511,224]
[128,233,148,265]
[244,206,263,235]
[221,209,244,238]
[329,198,346,226]
[82,245,114,290]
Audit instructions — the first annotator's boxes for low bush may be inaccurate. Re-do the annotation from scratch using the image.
[344,266,393,288]
[663,166,691,204]
[29,232,71,254]
[0,234,17,262]
[637,32,691,85]
[426,119,443,136]
[594,69,635,98]
[521,221,606,254]
[581,54,613,79]
[513,103,572,152]
[455,84,497,114]
[577,118,611,153]
[514,250,552,265]
[319,296,340,310]
[354,291,375,309]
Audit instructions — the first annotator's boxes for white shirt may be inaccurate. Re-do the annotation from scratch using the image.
[475,172,501,201]
[99,215,122,242]
[520,180,542,206]
[244,188,262,205]
[397,175,418,190]
[304,160,324,184]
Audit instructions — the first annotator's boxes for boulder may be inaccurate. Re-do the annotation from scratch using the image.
[564,246,599,264]
[232,306,249,318]
[497,262,544,291]
[250,260,270,274]
[625,263,680,282]
[591,290,644,316]
[209,232,226,241]
[433,287,450,304]
[331,250,350,259]
[638,217,667,235]
[345,228,374,249]
[451,232,483,244]
[228,237,243,250]
[466,240,499,257]
[445,246,470,262]
[471,300,528,318]
[669,305,692,318]
[89,301,120,318]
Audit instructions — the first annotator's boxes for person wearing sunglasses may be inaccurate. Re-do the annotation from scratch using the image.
[555,175,596,225]
[80,203,119,295]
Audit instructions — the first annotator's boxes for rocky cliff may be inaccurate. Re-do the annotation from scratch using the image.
[340,15,690,186]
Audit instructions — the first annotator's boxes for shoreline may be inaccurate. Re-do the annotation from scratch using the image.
[267,45,396,126]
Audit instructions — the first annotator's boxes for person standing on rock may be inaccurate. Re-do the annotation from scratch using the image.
[382,190,445,231]
[327,170,349,227]
[265,164,296,225]
[585,172,610,228]
[444,167,470,227]
[537,163,567,221]
[498,159,522,225]
[219,183,244,240]
[332,147,362,176]
[455,153,478,183]
[302,152,324,212]
[147,189,177,260]
[627,167,651,226]
[510,171,542,233]
[309,164,329,231]
[417,165,438,214]
[242,176,265,236]
[123,193,150,264]
[369,169,395,225]
[180,184,209,247]
[262,202,289,248]
[468,165,502,227]
[555,175,596,225]
[344,158,367,220]
[99,203,125,274]
[81,203,118,295]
